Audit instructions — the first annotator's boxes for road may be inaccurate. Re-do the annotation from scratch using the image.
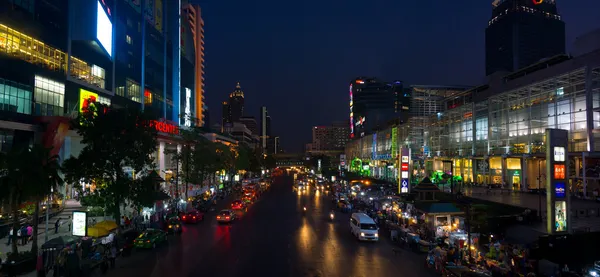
[105,176,437,277]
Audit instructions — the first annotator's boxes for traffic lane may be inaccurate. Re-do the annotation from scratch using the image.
[105,192,248,277]
[191,179,437,277]
[188,176,300,277]
[289,188,437,277]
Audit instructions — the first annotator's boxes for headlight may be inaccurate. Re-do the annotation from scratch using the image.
[169,225,173,228]
[590,271,598,277]
[360,232,365,237]
[374,233,379,237]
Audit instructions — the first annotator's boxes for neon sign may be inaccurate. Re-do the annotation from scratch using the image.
[149,120,179,135]
[79,89,98,113]
[349,84,354,137]
[532,0,543,4]
[554,164,565,180]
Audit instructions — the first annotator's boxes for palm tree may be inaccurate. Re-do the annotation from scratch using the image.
[26,145,62,257]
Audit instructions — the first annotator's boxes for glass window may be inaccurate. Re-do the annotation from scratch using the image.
[0,77,32,115]
[34,76,64,116]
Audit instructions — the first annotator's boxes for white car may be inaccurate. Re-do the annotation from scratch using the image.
[350,213,379,241]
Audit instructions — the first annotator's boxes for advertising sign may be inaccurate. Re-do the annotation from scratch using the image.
[553,146,565,162]
[72,211,87,237]
[554,164,565,180]
[401,163,409,171]
[80,89,98,113]
[401,156,409,163]
[154,0,163,32]
[554,201,567,232]
[96,1,113,57]
[555,183,565,198]
[401,179,409,193]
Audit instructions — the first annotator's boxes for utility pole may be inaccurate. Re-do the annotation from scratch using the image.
[538,159,542,222]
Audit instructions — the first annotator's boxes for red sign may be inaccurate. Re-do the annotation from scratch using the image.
[401,163,409,171]
[149,120,179,135]
[532,0,543,4]
[554,164,565,180]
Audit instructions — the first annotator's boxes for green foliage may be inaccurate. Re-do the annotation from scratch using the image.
[62,103,157,221]
[263,154,276,170]
[0,144,62,255]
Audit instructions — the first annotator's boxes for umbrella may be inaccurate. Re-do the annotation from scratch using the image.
[95,220,118,230]
[41,235,79,250]
[87,226,109,237]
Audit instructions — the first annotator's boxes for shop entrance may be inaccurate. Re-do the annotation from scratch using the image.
[512,176,520,190]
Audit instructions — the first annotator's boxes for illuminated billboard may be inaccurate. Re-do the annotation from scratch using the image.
[96,1,113,57]
[80,89,98,113]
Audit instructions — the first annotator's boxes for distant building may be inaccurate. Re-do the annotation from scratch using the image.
[240,116,258,136]
[224,122,257,149]
[485,0,565,76]
[221,101,231,131]
[229,82,244,122]
[311,122,350,151]
[260,106,271,152]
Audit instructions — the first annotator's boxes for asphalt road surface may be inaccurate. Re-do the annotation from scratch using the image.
[105,176,437,277]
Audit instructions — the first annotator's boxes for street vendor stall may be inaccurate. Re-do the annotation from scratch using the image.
[413,202,464,238]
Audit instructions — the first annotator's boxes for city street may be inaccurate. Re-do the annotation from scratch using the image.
[104,176,437,277]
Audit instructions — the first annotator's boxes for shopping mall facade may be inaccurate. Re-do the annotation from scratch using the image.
[346,48,600,197]
[0,0,222,200]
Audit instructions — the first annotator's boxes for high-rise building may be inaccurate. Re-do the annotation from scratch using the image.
[239,116,258,136]
[349,77,406,138]
[182,4,205,126]
[221,101,231,131]
[229,82,244,122]
[310,122,350,151]
[0,0,195,197]
[485,0,565,76]
[274,136,281,153]
[260,106,270,152]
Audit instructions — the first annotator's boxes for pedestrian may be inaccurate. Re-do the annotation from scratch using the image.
[6,227,13,245]
[67,216,72,232]
[27,224,33,242]
[54,218,61,234]
[21,225,28,245]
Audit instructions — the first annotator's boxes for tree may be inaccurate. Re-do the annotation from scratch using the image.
[263,154,277,170]
[165,127,201,200]
[191,137,219,189]
[62,103,157,221]
[26,145,62,257]
[0,144,61,256]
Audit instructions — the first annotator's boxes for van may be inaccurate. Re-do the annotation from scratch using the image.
[350,213,379,241]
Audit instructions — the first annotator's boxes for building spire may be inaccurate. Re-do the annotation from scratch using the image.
[236,81,241,89]
[230,81,244,98]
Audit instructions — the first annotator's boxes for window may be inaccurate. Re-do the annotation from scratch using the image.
[0,24,66,72]
[70,58,105,89]
[34,76,64,116]
[98,95,111,106]
[0,77,32,114]
[126,78,141,103]
[126,35,132,45]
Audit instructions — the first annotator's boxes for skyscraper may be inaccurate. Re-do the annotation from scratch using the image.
[182,4,205,126]
[349,77,404,138]
[260,106,270,152]
[485,0,565,76]
[229,82,244,122]
[240,116,259,136]
[221,101,232,131]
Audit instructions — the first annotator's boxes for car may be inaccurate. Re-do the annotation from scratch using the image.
[231,200,245,210]
[119,229,140,256]
[216,209,236,223]
[134,229,168,249]
[182,211,204,224]
[166,218,183,234]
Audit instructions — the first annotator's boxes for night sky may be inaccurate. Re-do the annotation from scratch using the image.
[197,0,600,153]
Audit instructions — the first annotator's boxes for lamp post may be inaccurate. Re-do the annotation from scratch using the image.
[538,159,543,222]
[45,185,52,243]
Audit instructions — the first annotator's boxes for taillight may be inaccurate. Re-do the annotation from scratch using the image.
[193,216,196,219]
[182,216,186,219]
[217,216,221,219]
[225,216,230,219]
[146,240,150,243]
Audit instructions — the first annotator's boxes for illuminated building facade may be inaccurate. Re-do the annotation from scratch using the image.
[0,0,203,198]
[346,45,600,196]
[486,0,565,75]
[350,77,407,138]
[182,3,205,126]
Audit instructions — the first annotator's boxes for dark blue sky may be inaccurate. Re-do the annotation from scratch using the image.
[198,0,600,153]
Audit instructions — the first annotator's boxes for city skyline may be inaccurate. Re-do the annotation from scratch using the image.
[199,0,600,152]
